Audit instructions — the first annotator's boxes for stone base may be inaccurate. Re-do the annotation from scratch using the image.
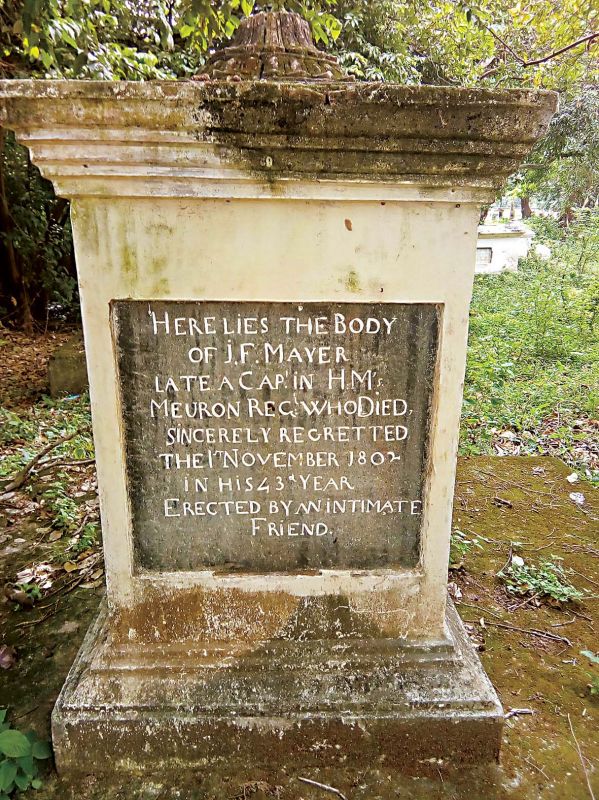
[52,600,503,776]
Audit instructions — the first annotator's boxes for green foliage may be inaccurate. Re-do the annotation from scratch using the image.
[0,408,36,446]
[0,393,94,541]
[517,87,599,218]
[2,0,341,79]
[41,476,98,546]
[41,477,82,533]
[1,0,595,86]
[461,212,599,481]
[0,710,50,798]
[332,0,597,89]
[449,528,484,569]
[70,520,99,553]
[0,394,93,478]
[0,130,76,325]
[13,582,42,601]
[499,555,584,603]
[334,1,419,82]
[0,393,98,554]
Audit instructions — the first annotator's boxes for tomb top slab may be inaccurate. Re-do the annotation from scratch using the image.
[0,79,556,201]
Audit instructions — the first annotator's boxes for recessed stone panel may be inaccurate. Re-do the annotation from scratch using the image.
[113,301,439,572]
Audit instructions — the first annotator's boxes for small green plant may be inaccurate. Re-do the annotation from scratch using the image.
[0,410,36,448]
[580,650,599,697]
[69,522,99,555]
[0,394,94,481]
[0,710,51,798]
[449,529,484,570]
[499,556,584,604]
[42,479,81,534]
[13,584,42,603]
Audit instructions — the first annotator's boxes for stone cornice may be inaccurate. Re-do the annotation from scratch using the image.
[0,80,557,202]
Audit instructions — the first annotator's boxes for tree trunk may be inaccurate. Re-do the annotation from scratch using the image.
[479,204,491,225]
[31,196,71,321]
[0,129,33,333]
[521,196,532,219]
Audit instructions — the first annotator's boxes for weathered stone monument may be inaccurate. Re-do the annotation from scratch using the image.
[0,11,556,777]
[48,334,88,397]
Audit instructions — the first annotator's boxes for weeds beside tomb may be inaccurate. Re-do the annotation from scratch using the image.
[462,213,598,486]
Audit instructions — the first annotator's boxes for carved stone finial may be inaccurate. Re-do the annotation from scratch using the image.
[200,10,350,81]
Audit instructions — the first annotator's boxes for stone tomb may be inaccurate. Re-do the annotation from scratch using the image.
[0,11,556,777]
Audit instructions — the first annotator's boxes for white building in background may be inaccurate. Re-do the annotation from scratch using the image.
[475,224,534,274]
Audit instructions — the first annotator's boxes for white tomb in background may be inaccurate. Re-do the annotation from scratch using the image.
[475,224,534,274]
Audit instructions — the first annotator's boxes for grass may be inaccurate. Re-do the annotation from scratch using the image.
[461,211,599,484]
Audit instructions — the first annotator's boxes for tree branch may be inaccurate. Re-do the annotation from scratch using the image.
[568,714,596,800]
[297,778,348,800]
[481,23,524,64]
[0,429,88,494]
[523,32,598,67]
[481,30,598,77]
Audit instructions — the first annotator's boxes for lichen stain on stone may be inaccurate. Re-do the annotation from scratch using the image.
[147,221,175,251]
[113,213,140,286]
[120,243,137,281]
[345,270,361,293]
[107,583,412,646]
[110,585,301,644]
[151,278,170,295]
[0,80,557,206]
[147,254,169,276]
[185,81,557,190]
[70,201,102,262]
[275,594,380,641]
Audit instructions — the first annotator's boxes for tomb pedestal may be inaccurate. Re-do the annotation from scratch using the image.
[53,600,501,774]
[0,22,556,775]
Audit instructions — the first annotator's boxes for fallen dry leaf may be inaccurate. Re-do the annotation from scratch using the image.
[7,589,35,608]
[0,645,17,669]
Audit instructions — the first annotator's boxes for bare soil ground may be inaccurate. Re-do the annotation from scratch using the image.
[0,332,597,799]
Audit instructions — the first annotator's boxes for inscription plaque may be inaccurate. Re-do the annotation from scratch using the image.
[113,301,439,571]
